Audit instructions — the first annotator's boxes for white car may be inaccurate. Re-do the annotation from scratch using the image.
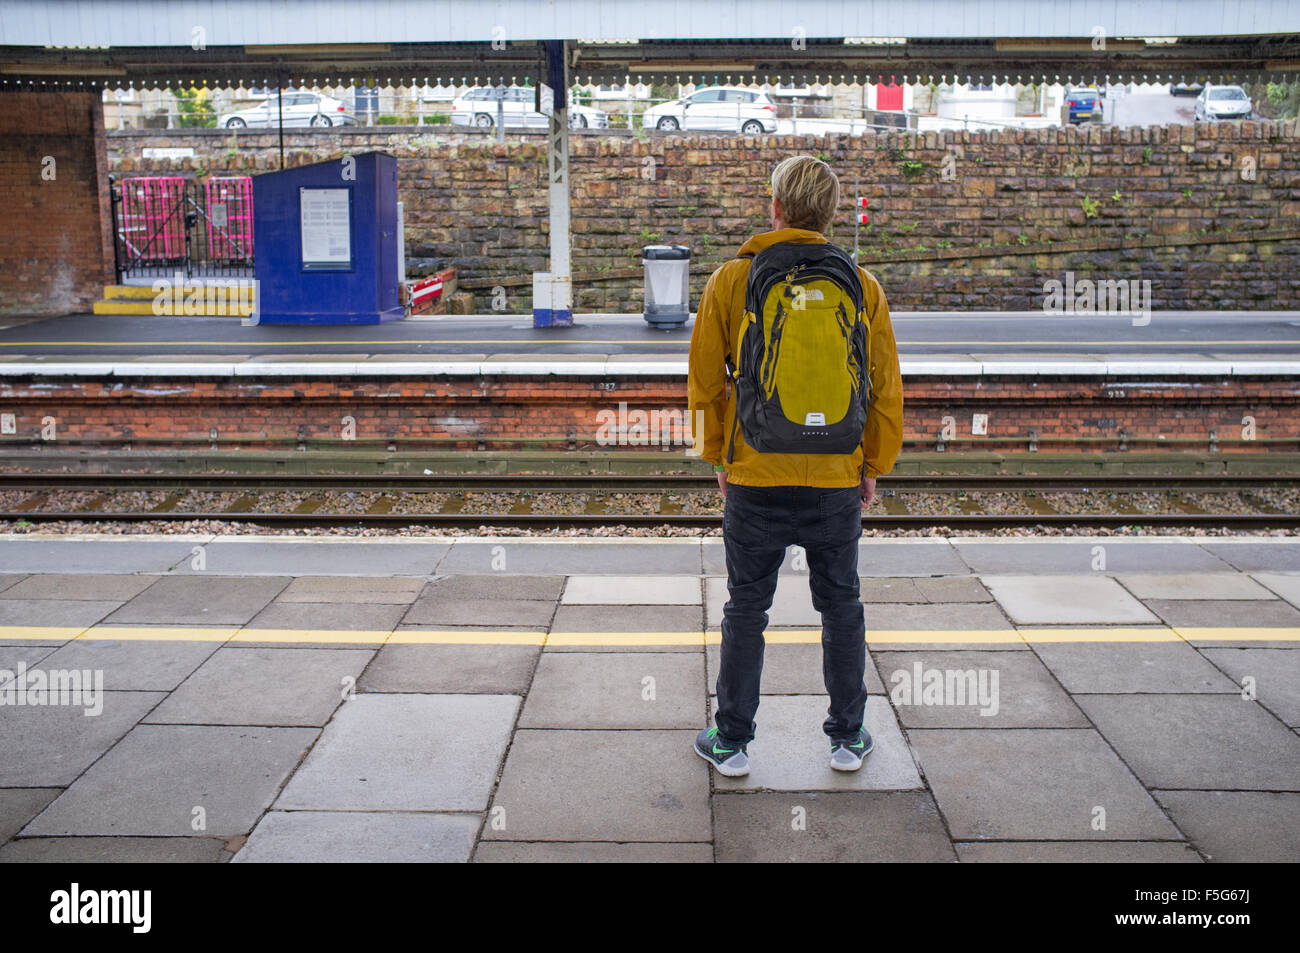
[219,92,354,128]
[641,86,778,134]
[448,87,608,129]
[1194,85,1253,121]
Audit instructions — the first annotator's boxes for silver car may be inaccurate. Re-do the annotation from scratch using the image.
[1194,85,1253,121]
[641,86,778,134]
[219,92,355,128]
[448,87,608,129]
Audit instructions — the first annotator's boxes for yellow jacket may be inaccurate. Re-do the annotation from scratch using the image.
[687,227,904,487]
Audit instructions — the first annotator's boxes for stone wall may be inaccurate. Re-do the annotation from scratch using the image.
[107,121,1300,312]
[1,92,113,315]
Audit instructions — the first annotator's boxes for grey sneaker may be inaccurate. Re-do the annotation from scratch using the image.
[694,726,750,777]
[830,727,874,772]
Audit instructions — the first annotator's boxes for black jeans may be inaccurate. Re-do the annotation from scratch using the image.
[714,482,867,746]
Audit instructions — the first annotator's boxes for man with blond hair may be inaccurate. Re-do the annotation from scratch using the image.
[689,155,904,776]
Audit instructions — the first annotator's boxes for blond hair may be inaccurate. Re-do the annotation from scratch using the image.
[771,155,840,233]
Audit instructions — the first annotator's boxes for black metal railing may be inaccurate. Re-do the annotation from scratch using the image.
[110,174,255,282]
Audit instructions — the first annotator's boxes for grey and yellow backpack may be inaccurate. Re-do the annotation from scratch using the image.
[726,241,870,462]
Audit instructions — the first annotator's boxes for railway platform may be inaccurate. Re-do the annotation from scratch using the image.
[1,533,1298,863]
[1,311,1299,458]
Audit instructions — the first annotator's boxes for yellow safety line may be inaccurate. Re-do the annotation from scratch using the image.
[0,340,1288,349]
[2,625,1297,645]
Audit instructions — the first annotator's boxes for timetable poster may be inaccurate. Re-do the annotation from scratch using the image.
[300,187,352,269]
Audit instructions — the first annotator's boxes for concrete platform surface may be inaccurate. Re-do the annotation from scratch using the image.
[1,532,1297,862]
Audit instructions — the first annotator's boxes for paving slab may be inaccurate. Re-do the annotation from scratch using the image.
[1253,572,1300,607]
[276,693,517,812]
[563,574,701,605]
[0,573,161,601]
[424,574,565,601]
[232,811,480,863]
[982,575,1159,625]
[706,575,841,627]
[274,576,426,604]
[360,643,539,693]
[1116,572,1275,600]
[858,541,971,576]
[485,729,711,842]
[910,728,1181,840]
[0,538,203,574]
[22,724,318,836]
[713,790,955,863]
[703,539,969,576]
[0,599,123,628]
[474,842,713,863]
[713,695,921,792]
[956,842,1201,863]
[403,596,556,628]
[0,643,56,672]
[245,601,407,633]
[36,637,221,692]
[170,540,451,576]
[0,691,164,787]
[106,575,290,625]
[0,788,60,844]
[0,574,27,594]
[1198,648,1300,726]
[877,651,1089,728]
[145,646,371,727]
[858,578,927,602]
[547,604,703,651]
[1152,791,1300,863]
[1031,641,1240,694]
[913,576,994,603]
[860,602,1024,650]
[706,642,887,695]
[520,652,703,729]
[953,540,1232,574]
[439,541,701,575]
[1145,598,1300,630]
[1199,541,1300,573]
[0,837,232,863]
[1074,694,1300,790]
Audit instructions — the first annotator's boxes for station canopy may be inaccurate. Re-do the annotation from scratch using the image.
[2,0,1299,90]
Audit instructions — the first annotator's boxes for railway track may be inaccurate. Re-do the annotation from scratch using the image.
[0,472,1296,530]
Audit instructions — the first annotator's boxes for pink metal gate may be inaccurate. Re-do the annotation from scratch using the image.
[204,176,255,263]
[118,176,187,263]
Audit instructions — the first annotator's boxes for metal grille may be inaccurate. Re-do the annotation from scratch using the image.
[111,175,255,282]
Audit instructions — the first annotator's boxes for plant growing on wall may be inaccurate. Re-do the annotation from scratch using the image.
[1081,196,1101,219]
[175,87,216,128]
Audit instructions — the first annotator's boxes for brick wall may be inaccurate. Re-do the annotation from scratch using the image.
[0,92,113,315]
[1,374,1296,454]
[107,121,1300,312]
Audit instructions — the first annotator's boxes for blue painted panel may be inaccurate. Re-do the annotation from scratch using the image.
[252,151,403,324]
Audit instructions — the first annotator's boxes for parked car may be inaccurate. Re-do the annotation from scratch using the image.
[641,86,778,134]
[448,86,608,129]
[219,92,354,128]
[1170,81,1205,96]
[1195,84,1253,121]
[1064,87,1103,123]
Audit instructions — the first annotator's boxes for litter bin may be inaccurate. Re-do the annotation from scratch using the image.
[642,244,691,328]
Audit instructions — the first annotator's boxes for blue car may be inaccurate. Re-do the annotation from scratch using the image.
[1065,89,1102,124]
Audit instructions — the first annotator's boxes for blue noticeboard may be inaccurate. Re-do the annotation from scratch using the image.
[252,151,403,324]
